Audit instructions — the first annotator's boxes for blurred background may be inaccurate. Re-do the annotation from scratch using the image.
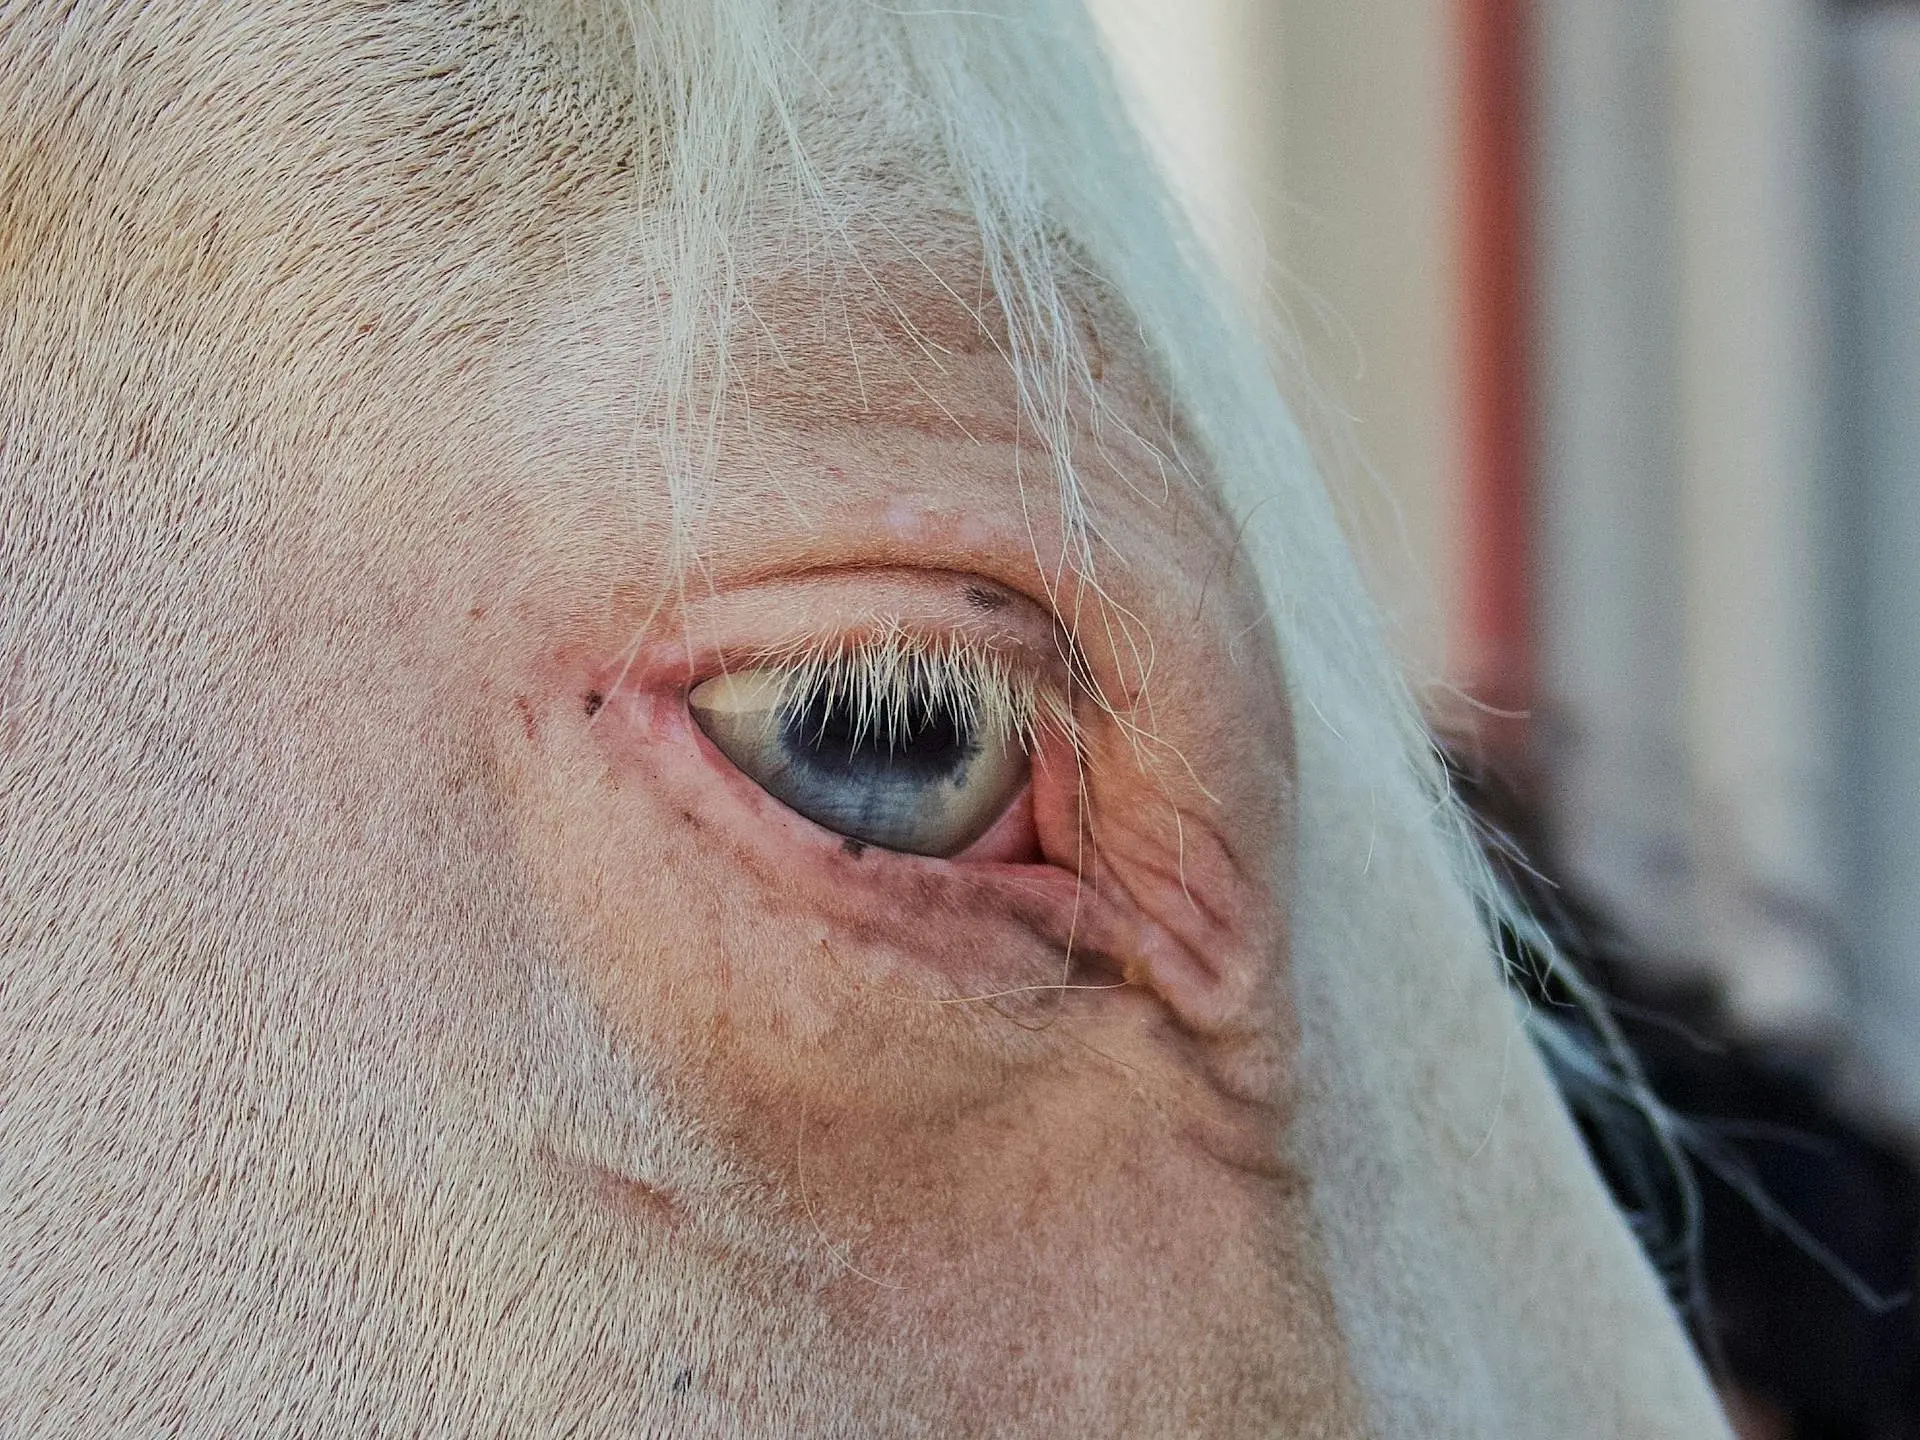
[1083,1,1920,1434]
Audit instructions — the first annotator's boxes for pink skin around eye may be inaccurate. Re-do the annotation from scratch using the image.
[597,567,1084,936]
[597,653,1112,984]
[574,598,1292,1136]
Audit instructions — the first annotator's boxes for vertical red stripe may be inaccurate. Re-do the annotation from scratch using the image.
[1456,0,1536,754]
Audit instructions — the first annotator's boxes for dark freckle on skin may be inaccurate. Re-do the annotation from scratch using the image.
[681,809,700,829]
[583,691,604,717]
[513,696,537,743]
[467,605,486,621]
[964,583,1008,613]
[841,837,867,858]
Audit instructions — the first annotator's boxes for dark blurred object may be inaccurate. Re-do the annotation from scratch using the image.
[1446,746,1920,1440]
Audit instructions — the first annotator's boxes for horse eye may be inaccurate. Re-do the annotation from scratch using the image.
[688,669,1029,858]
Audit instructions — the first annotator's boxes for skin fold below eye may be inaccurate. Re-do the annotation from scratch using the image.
[688,667,1029,858]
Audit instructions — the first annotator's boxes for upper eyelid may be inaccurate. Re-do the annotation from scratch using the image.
[686,622,1062,686]
[633,568,1094,737]
[667,576,1070,682]
[745,623,1042,681]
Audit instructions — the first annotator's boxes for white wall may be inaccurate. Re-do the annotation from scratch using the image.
[1535,0,1853,1044]
[1838,9,1920,1130]
[1535,0,1696,963]
[1669,0,1844,1035]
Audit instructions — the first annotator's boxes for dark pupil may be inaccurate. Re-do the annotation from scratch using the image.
[781,690,975,783]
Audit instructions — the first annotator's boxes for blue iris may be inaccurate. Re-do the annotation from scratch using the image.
[760,691,980,854]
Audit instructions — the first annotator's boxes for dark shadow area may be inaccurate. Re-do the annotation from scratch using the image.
[1448,747,1920,1440]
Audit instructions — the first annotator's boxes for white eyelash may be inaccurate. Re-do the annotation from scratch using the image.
[757,624,1075,754]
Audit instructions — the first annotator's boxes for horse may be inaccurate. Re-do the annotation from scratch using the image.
[0,2,1730,1434]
